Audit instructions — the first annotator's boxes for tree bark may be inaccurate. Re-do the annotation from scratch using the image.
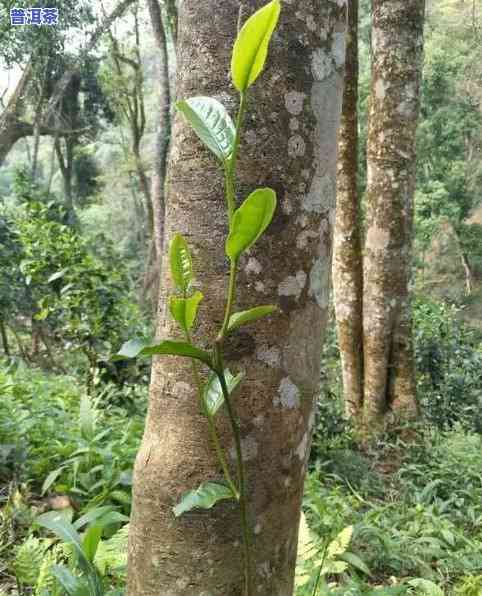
[333,0,363,418]
[147,0,172,278]
[126,1,346,594]
[362,0,424,425]
[0,62,32,166]
[0,319,9,357]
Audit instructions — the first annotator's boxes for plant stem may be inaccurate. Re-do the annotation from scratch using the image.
[217,364,253,596]
[217,90,253,594]
[185,330,239,498]
[225,92,247,223]
[219,259,238,338]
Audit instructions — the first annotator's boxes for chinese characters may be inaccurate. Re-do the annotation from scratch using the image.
[10,7,59,26]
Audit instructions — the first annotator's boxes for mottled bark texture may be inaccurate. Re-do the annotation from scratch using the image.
[333,0,363,417]
[146,0,172,298]
[126,1,346,594]
[363,0,425,424]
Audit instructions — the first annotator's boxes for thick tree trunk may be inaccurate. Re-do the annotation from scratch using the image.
[333,0,363,418]
[126,1,346,594]
[362,0,424,425]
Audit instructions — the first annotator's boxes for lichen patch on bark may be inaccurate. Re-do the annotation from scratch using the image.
[274,377,301,409]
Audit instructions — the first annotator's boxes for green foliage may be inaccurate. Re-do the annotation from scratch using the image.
[297,519,371,594]
[203,369,244,417]
[299,427,482,594]
[0,363,145,510]
[118,338,213,368]
[231,0,281,92]
[13,535,49,587]
[414,5,482,278]
[225,188,277,261]
[0,172,142,374]
[414,298,482,431]
[173,482,235,517]
[169,233,194,294]
[176,97,236,163]
[169,291,204,333]
[227,305,277,333]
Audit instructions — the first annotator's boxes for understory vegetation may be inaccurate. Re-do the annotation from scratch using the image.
[0,296,481,594]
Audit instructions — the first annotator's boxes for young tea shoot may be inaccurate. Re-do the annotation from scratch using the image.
[118,1,281,593]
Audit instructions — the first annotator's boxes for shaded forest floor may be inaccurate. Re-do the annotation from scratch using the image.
[0,358,481,595]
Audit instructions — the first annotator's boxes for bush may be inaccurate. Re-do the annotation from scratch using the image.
[414,297,482,431]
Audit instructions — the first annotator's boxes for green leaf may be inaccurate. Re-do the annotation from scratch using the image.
[82,526,102,563]
[50,565,90,596]
[173,482,235,517]
[41,467,65,495]
[114,338,149,359]
[169,291,204,332]
[176,97,236,162]
[116,339,213,369]
[227,305,277,333]
[326,526,353,558]
[36,512,104,596]
[37,511,85,560]
[169,234,193,293]
[338,552,372,577]
[226,188,277,261]
[203,369,245,417]
[407,579,444,596]
[231,0,281,91]
[47,268,68,283]
[73,506,114,530]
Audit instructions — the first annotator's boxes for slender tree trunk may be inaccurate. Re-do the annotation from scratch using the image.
[46,135,57,197]
[0,319,9,357]
[126,1,346,594]
[333,0,363,418]
[0,62,32,166]
[451,225,474,296]
[55,138,75,215]
[145,0,173,312]
[460,252,473,296]
[362,0,424,425]
[8,324,28,361]
[147,0,172,282]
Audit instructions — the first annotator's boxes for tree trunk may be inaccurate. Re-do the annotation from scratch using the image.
[126,1,346,594]
[451,225,474,296]
[362,0,424,425]
[146,0,172,294]
[0,319,9,357]
[0,62,33,166]
[333,0,363,418]
[460,252,474,296]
